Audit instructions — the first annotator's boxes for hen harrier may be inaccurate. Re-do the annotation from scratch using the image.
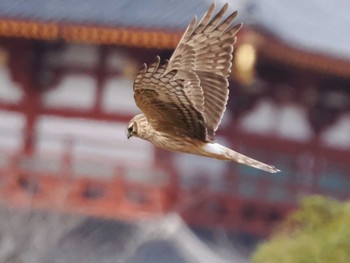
[126,3,279,173]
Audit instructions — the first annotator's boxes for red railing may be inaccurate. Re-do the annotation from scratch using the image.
[0,126,349,236]
[0,151,172,219]
[0,153,293,236]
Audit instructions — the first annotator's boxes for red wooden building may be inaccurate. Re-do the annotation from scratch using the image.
[0,0,349,237]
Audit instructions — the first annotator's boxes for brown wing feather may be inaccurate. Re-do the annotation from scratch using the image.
[133,56,210,141]
[166,3,242,134]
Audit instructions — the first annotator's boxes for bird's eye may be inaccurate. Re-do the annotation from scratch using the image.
[127,126,133,133]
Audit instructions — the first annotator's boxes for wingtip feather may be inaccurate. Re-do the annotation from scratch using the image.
[148,56,161,74]
[235,22,244,32]
[140,63,147,73]
[221,3,229,13]
[209,2,216,11]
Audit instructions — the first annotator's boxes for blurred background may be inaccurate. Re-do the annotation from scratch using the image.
[0,0,349,262]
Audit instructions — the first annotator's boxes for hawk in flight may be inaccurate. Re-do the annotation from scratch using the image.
[127,3,280,173]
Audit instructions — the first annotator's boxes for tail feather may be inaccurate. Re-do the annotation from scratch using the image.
[202,143,280,173]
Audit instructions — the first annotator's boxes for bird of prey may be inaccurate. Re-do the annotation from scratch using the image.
[126,3,280,173]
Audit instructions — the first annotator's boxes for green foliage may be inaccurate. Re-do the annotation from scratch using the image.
[252,195,350,263]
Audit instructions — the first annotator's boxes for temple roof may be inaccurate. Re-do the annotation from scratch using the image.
[0,0,349,75]
[0,0,231,48]
[0,0,224,30]
[1,0,348,59]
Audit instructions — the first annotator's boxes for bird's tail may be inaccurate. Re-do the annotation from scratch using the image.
[202,143,280,173]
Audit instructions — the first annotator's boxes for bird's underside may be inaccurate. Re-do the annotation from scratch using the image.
[147,130,280,174]
[127,3,280,173]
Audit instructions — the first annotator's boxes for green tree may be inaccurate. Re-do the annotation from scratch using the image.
[252,195,350,263]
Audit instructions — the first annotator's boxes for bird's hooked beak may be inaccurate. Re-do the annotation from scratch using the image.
[126,129,132,139]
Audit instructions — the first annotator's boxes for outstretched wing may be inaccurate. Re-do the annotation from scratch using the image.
[133,56,211,142]
[166,3,242,135]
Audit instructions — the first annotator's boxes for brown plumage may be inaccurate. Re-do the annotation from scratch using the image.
[126,3,280,173]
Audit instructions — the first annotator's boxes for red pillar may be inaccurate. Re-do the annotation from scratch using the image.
[93,45,107,113]
[7,40,44,155]
[23,90,41,155]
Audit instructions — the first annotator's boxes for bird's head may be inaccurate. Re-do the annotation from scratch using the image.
[126,114,148,139]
